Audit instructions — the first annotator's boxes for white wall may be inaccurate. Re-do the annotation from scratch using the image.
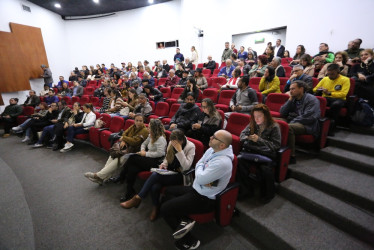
[0,0,69,111]
[233,29,287,56]
[2,0,374,111]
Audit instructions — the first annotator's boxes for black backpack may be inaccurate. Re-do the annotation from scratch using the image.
[351,98,374,127]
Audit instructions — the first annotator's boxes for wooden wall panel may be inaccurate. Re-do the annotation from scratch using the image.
[0,23,49,105]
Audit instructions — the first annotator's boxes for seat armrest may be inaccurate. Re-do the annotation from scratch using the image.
[277,146,290,155]
[216,182,240,198]
[99,128,110,131]
[183,168,195,176]
[158,116,169,119]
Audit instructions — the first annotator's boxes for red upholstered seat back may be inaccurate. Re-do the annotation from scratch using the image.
[109,116,124,133]
[265,93,289,112]
[202,88,218,103]
[226,113,250,136]
[275,120,289,147]
[217,90,236,105]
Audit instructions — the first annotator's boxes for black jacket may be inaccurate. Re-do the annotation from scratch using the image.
[170,103,202,131]
[24,96,40,107]
[179,85,200,101]
[163,64,170,73]
[144,88,163,102]
[273,45,285,58]
[57,107,72,123]
[203,60,216,73]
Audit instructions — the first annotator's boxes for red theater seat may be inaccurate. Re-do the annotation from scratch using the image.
[161,103,180,125]
[201,88,218,103]
[147,102,170,122]
[89,113,111,148]
[215,90,236,112]
[225,113,250,155]
[17,106,34,125]
[100,116,125,151]
[265,93,289,118]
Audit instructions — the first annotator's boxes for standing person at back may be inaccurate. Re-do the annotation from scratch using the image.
[273,39,285,58]
[41,64,53,88]
[221,42,233,62]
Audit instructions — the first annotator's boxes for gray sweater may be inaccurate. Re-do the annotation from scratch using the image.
[141,135,167,158]
[279,93,321,137]
[229,87,258,114]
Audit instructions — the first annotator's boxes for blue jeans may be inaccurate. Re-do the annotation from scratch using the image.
[138,172,183,206]
[66,126,87,143]
[37,124,55,144]
[20,118,32,137]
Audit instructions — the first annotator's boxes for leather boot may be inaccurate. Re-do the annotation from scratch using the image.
[120,194,141,209]
[149,206,158,221]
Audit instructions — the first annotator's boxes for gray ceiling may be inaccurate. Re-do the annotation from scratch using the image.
[27,0,172,18]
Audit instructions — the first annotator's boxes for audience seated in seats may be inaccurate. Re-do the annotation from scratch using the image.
[28,102,60,144]
[54,76,69,90]
[279,81,320,164]
[94,69,103,79]
[312,43,335,64]
[351,49,374,106]
[203,55,216,74]
[40,84,51,97]
[60,103,96,152]
[137,61,143,71]
[221,42,233,62]
[0,98,23,138]
[178,78,200,103]
[24,90,40,107]
[160,130,233,249]
[238,58,251,76]
[123,89,139,114]
[176,71,189,88]
[58,82,72,98]
[218,59,235,79]
[230,53,239,67]
[161,69,180,89]
[85,114,149,184]
[259,67,281,103]
[131,80,143,95]
[106,89,123,116]
[270,57,286,77]
[166,92,202,132]
[48,102,83,151]
[94,80,110,98]
[248,47,258,59]
[143,85,163,103]
[299,54,315,77]
[77,75,87,87]
[264,46,275,63]
[225,76,258,119]
[283,65,313,93]
[45,89,59,105]
[231,43,238,55]
[156,65,168,79]
[290,45,306,66]
[152,60,160,72]
[117,119,167,202]
[128,93,153,119]
[194,68,208,90]
[313,63,350,133]
[318,51,349,80]
[238,46,248,60]
[145,66,154,77]
[142,72,155,87]
[313,61,323,78]
[237,104,281,202]
[183,58,193,72]
[190,46,199,68]
[175,63,185,78]
[69,71,78,82]
[248,55,268,78]
[127,66,138,78]
[163,60,171,73]
[41,64,53,88]
[12,102,48,142]
[99,88,112,113]
[345,39,364,66]
[274,39,286,58]
[72,81,84,97]
[137,66,145,79]
[221,67,241,90]
[174,48,185,63]
[125,62,133,73]
[82,65,90,79]
[121,129,195,221]
[129,72,142,87]
[185,98,222,147]
[284,50,291,58]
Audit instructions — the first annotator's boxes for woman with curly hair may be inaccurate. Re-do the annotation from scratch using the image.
[118,119,167,202]
[248,55,268,78]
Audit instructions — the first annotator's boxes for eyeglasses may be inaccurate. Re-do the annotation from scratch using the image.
[201,106,208,109]
[211,134,225,144]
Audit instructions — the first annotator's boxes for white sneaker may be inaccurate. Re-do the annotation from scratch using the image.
[12,126,22,131]
[60,143,74,152]
[33,143,44,148]
[22,136,30,142]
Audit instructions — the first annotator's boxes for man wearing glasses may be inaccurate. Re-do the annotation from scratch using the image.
[160,130,233,249]
[283,65,313,93]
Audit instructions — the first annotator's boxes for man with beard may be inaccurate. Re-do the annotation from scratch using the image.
[312,43,335,64]
[166,92,202,132]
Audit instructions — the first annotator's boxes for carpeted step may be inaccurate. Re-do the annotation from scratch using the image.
[289,158,374,213]
[319,147,374,176]
[233,196,372,249]
[328,130,374,156]
[279,178,374,245]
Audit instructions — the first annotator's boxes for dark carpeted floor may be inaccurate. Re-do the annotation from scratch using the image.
[0,133,258,250]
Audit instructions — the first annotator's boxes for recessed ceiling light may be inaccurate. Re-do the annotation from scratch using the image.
[93,0,99,3]
[54,3,61,8]
[148,0,154,4]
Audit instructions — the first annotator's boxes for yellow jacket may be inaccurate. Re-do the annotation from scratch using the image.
[259,76,281,95]
[313,75,350,100]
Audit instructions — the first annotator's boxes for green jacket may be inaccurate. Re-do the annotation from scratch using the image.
[1,104,23,118]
